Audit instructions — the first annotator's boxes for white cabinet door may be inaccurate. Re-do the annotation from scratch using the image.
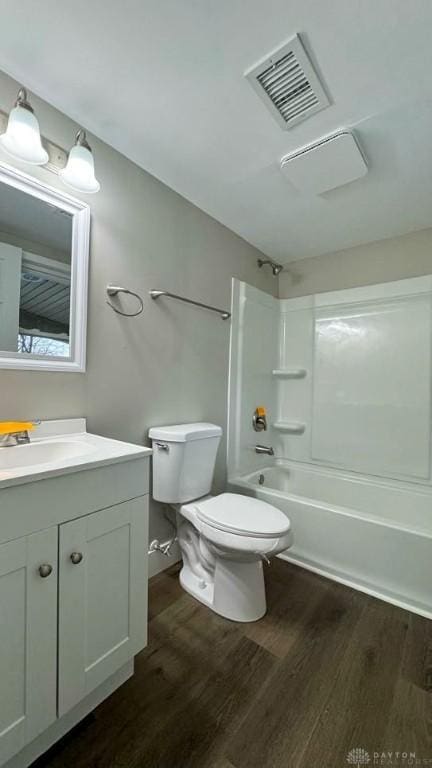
[0,243,22,352]
[58,497,148,717]
[0,528,58,766]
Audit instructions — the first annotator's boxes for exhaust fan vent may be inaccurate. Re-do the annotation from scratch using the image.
[245,34,330,129]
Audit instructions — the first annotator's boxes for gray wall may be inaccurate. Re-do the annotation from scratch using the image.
[0,70,276,571]
[279,228,432,298]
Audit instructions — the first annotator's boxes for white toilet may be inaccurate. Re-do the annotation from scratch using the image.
[149,422,292,622]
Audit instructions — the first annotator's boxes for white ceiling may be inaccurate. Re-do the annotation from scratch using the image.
[1,0,432,263]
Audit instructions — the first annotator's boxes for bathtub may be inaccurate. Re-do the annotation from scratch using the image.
[228,461,432,619]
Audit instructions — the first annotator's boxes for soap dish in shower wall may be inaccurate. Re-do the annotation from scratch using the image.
[272,422,306,434]
[272,369,307,378]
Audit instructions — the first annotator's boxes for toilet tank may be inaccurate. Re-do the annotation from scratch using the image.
[149,423,222,503]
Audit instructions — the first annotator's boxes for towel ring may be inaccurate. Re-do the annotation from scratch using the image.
[106,285,144,317]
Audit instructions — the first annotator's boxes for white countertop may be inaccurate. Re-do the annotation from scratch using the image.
[0,418,151,489]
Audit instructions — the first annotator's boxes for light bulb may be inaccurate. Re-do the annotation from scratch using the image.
[0,88,48,165]
[59,129,100,194]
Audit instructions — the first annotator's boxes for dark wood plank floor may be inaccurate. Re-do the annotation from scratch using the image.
[34,559,432,768]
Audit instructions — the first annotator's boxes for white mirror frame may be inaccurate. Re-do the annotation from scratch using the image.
[0,161,90,372]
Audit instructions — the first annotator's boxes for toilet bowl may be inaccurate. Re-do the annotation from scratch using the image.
[149,423,292,622]
[177,492,292,621]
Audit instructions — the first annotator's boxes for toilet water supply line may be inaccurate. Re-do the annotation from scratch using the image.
[149,537,177,557]
[149,509,178,557]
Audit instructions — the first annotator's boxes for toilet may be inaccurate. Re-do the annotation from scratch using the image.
[149,422,292,622]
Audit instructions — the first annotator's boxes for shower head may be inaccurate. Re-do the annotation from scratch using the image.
[257,258,283,277]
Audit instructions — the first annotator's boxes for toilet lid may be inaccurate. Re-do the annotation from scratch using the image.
[195,493,290,538]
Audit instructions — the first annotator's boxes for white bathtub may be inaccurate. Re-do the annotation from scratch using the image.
[229,461,432,619]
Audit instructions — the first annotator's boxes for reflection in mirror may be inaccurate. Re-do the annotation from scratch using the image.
[0,181,73,359]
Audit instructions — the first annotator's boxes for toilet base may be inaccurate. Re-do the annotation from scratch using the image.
[179,557,267,623]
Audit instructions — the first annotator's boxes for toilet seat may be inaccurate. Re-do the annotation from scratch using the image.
[194,492,290,538]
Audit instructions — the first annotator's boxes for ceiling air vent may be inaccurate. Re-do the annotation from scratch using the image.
[245,34,330,129]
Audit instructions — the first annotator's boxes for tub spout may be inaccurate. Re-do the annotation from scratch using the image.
[255,445,274,456]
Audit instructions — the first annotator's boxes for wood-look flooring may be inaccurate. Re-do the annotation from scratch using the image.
[34,559,432,768]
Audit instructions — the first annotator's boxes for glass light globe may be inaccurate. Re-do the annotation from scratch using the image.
[0,103,49,165]
[59,139,100,194]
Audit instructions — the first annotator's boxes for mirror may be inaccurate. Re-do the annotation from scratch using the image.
[0,163,89,371]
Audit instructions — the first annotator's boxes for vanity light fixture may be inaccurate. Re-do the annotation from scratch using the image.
[0,87,49,165]
[59,129,100,194]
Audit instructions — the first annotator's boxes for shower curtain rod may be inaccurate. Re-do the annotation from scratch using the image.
[149,289,231,320]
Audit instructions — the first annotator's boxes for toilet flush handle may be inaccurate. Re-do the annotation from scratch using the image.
[155,442,169,452]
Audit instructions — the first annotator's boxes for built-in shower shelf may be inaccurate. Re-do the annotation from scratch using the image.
[272,421,306,434]
[272,368,307,378]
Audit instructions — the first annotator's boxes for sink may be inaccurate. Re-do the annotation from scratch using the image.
[0,440,94,470]
[0,418,152,488]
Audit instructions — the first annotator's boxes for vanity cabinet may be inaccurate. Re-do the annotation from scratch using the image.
[0,528,58,766]
[58,498,147,716]
[0,451,150,768]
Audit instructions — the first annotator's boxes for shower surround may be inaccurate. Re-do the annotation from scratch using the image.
[227,276,432,618]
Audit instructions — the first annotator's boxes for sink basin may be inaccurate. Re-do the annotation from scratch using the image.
[0,440,94,470]
[0,418,152,489]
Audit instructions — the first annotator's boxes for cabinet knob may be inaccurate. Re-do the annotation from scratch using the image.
[70,552,83,565]
[39,564,53,578]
